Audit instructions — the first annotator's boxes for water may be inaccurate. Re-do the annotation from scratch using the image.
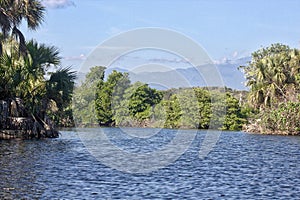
[0,128,299,199]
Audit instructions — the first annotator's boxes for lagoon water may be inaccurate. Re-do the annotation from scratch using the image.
[0,128,299,199]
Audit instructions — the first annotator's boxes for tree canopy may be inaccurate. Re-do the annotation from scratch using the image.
[240,43,300,110]
[240,43,300,135]
[73,66,106,126]
[75,67,246,131]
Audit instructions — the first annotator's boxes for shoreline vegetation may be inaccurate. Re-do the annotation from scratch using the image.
[73,67,248,131]
[240,44,300,136]
[73,43,300,136]
[0,1,75,139]
[72,66,296,136]
[1,1,300,139]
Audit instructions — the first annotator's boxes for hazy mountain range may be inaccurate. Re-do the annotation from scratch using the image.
[77,56,250,91]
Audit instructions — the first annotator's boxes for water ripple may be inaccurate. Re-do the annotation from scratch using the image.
[0,129,299,199]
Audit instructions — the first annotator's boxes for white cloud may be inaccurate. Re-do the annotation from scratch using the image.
[213,57,230,65]
[63,54,86,61]
[147,57,190,64]
[213,50,252,65]
[42,0,75,9]
[213,54,251,66]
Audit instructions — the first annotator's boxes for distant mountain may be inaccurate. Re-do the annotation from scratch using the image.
[128,57,250,90]
[216,63,248,90]
[75,57,250,90]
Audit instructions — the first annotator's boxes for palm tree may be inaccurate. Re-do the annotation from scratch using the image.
[25,40,61,72]
[46,67,76,110]
[20,40,60,112]
[241,44,300,110]
[0,38,21,99]
[0,38,65,115]
[44,67,76,125]
[0,0,45,55]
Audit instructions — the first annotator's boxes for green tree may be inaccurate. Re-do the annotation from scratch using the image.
[95,70,130,126]
[128,82,163,123]
[194,88,212,129]
[240,43,300,134]
[0,37,75,127]
[23,40,61,113]
[163,94,182,129]
[173,88,201,129]
[0,39,62,105]
[240,43,300,110]
[73,66,106,126]
[45,67,76,126]
[222,93,246,130]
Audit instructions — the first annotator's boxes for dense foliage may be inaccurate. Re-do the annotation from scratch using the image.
[240,43,300,135]
[95,70,131,126]
[161,88,246,130]
[2,0,298,136]
[73,66,106,126]
[75,68,246,130]
[0,1,76,128]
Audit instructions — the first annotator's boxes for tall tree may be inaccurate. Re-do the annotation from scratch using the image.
[0,38,75,122]
[240,43,300,110]
[0,0,45,55]
[45,67,76,126]
[22,40,61,108]
[240,43,300,135]
[72,66,106,126]
[95,70,130,126]
[163,94,182,129]
[128,82,163,122]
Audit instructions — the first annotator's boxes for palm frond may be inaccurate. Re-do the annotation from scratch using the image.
[25,0,45,30]
[26,39,61,71]
[12,26,26,55]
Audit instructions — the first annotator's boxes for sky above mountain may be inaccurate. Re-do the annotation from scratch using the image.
[21,0,300,89]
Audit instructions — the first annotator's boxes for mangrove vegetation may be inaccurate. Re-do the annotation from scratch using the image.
[74,66,247,131]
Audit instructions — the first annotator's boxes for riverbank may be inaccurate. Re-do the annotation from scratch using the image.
[0,129,59,140]
[0,99,60,140]
[243,119,300,136]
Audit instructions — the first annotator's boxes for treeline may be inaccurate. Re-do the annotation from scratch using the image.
[74,43,300,135]
[3,1,299,135]
[73,66,247,130]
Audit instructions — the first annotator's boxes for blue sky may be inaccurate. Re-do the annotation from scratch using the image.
[22,0,300,71]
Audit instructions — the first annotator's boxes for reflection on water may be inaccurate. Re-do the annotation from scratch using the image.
[0,128,299,199]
